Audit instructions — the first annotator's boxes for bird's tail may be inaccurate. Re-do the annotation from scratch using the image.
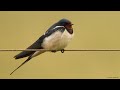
[10,57,32,75]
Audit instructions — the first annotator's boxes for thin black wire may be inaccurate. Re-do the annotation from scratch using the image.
[0,49,120,51]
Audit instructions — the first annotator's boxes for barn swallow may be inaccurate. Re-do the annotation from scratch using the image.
[10,18,74,75]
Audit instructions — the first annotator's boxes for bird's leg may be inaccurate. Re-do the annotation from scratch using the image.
[61,49,64,53]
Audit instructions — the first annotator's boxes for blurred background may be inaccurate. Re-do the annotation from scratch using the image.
[0,11,120,79]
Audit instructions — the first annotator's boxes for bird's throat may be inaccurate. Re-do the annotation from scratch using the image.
[66,29,73,34]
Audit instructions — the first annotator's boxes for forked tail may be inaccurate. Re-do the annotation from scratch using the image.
[10,57,31,75]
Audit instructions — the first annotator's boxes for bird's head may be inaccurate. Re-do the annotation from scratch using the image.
[57,18,73,29]
[56,18,73,34]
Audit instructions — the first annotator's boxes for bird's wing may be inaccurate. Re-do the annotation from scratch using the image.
[14,35,46,59]
[45,26,65,36]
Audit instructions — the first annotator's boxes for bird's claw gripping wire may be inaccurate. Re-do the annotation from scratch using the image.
[61,49,64,53]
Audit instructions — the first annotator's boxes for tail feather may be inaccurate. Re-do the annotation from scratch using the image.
[10,57,32,75]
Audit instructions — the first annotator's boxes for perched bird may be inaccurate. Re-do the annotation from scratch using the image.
[10,18,74,75]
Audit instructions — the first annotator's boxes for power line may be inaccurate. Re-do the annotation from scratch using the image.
[0,49,120,52]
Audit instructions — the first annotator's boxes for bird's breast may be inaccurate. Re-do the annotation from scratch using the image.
[42,29,74,50]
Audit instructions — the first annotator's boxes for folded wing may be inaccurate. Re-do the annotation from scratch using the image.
[14,35,45,59]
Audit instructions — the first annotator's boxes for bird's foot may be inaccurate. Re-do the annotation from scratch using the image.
[61,49,64,53]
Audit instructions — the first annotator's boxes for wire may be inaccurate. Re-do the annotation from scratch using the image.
[0,49,120,51]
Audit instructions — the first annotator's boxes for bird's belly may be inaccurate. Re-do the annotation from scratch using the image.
[42,30,74,50]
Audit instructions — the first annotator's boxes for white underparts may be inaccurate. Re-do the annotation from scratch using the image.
[31,28,74,58]
[42,29,74,50]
